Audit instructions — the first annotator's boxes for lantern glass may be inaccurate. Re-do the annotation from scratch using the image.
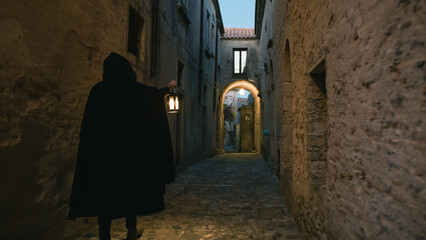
[169,97,175,109]
[167,92,179,113]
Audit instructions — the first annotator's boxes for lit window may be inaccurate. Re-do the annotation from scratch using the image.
[234,49,248,76]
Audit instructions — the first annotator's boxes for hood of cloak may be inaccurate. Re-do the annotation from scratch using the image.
[103,52,136,83]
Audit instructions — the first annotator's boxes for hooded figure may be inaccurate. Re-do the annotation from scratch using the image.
[68,52,175,222]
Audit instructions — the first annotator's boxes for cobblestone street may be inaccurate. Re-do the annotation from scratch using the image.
[77,153,301,240]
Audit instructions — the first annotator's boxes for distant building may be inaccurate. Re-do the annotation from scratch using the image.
[220,28,260,90]
[223,87,255,152]
[219,27,261,153]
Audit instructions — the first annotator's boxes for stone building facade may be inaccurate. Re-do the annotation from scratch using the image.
[219,28,259,90]
[256,0,426,239]
[156,0,224,171]
[198,0,225,159]
[1,0,425,239]
[218,28,261,153]
[255,0,278,172]
[0,0,223,239]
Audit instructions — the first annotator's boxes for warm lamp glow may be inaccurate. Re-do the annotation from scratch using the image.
[167,91,179,113]
[239,88,245,96]
[169,97,175,109]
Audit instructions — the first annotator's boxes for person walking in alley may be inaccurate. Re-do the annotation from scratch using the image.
[68,52,177,240]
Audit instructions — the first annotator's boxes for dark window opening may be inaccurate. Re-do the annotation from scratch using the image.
[203,85,207,104]
[308,59,328,189]
[202,105,207,152]
[277,148,281,178]
[310,60,327,96]
[178,61,184,88]
[213,87,217,112]
[128,6,144,58]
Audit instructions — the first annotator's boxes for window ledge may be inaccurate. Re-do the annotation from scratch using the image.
[177,3,191,25]
[232,74,248,78]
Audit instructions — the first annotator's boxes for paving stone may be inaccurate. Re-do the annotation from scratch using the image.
[76,153,302,239]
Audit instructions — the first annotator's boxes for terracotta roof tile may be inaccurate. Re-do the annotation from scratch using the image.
[223,28,256,39]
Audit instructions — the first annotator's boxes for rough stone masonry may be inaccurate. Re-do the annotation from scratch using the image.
[273,0,426,239]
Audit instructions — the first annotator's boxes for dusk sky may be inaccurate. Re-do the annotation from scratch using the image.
[218,0,256,28]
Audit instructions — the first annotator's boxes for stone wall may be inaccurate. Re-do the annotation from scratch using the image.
[156,0,203,170]
[151,0,222,170]
[219,37,260,153]
[220,38,260,90]
[202,0,224,158]
[273,0,426,239]
[0,0,223,238]
[256,0,278,172]
[0,1,155,238]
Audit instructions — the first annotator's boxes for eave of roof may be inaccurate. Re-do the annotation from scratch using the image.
[223,28,256,39]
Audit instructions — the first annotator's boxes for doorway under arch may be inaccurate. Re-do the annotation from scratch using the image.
[219,81,261,154]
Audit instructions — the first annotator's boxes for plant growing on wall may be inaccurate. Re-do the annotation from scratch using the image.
[223,104,236,123]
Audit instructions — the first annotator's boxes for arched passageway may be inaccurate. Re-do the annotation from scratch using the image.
[219,81,261,154]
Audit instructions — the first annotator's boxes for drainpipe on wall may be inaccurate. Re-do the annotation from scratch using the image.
[150,0,159,77]
[198,0,205,103]
[213,18,220,151]
[213,18,220,108]
[214,18,220,88]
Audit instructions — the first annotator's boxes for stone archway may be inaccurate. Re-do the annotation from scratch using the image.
[219,81,261,153]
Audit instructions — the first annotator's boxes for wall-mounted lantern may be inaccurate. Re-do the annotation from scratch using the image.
[167,89,179,113]
[239,88,245,96]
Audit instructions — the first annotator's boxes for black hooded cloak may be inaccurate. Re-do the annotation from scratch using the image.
[68,52,175,219]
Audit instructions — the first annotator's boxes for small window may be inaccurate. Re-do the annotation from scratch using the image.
[177,60,184,88]
[203,85,207,104]
[308,59,328,189]
[233,49,248,76]
[128,6,145,58]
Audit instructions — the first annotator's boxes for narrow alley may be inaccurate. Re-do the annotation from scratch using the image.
[76,154,301,240]
[1,0,425,239]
